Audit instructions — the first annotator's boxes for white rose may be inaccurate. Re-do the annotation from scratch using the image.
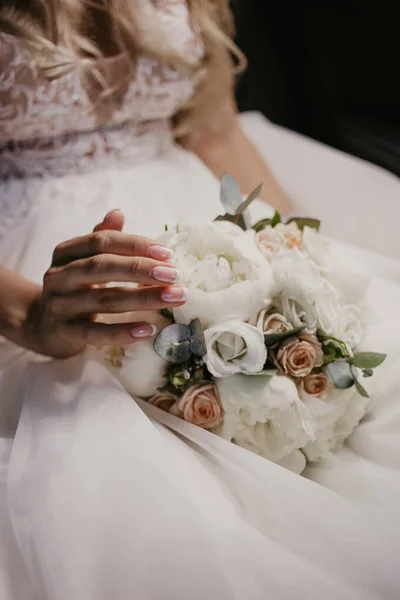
[216,374,315,463]
[271,248,363,346]
[256,222,303,259]
[159,219,273,328]
[256,309,293,334]
[204,318,267,378]
[271,249,321,333]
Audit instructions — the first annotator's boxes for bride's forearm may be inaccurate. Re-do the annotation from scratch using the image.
[0,265,41,348]
[191,124,292,214]
[182,99,292,214]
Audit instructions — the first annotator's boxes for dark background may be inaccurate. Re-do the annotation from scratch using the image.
[232,0,400,177]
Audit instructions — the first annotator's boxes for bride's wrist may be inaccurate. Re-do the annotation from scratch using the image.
[0,266,42,351]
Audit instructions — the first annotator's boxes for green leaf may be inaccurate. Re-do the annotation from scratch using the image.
[188,319,207,357]
[286,217,321,232]
[326,361,355,389]
[271,210,282,227]
[220,174,242,215]
[164,224,168,232]
[264,326,305,348]
[252,218,274,233]
[353,378,370,398]
[160,308,174,320]
[252,210,281,233]
[236,183,263,215]
[350,352,387,370]
[214,212,247,230]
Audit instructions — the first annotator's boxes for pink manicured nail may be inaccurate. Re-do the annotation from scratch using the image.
[152,266,180,283]
[131,324,157,338]
[160,287,188,303]
[148,245,173,261]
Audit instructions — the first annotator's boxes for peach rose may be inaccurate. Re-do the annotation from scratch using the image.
[178,383,224,429]
[148,392,180,414]
[275,334,324,378]
[256,223,302,259]
[298,372,330,399]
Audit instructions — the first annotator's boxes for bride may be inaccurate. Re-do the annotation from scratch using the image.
[1,1,400,598]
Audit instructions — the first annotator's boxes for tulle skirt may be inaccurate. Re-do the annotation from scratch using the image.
[1,113,400,599]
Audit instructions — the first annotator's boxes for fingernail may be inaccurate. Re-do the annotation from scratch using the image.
[131,324,157,339]
[152,266,180,284]
[104,209,120,221]
[148,245,173,261]
[160,286,188,303]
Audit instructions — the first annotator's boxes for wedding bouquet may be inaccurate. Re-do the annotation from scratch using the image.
[106,176,386,472]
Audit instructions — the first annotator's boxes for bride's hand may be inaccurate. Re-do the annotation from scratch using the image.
[23,210,186,359]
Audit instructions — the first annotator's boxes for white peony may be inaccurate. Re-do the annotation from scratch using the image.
[159,219,273,328]
[204,318,267,378]
[216,374,315,465]
[302,227,369,305]
[302,386,371,462]
[113,312,170,398]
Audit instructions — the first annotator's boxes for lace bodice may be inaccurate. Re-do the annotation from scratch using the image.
[0,0,203,178]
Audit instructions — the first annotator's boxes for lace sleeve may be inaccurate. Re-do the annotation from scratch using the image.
[0,32,94,147]
[0,33,38,141]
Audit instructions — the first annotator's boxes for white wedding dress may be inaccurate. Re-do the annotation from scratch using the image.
[1,3,400,599]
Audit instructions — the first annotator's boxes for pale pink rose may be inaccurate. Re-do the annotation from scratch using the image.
[257,309,292,334]
[256,223,302,259]
[148,392,180,413]
[178,383,224,429]
[298,372,330,399]
[275,334,324,378]
[300,334,324,367]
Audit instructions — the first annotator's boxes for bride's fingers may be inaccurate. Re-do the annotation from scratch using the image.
[45,255,179,292]
[52,230,171,266]
[47,286,188,318]
[65,320,157,347]
[93,209,125,233]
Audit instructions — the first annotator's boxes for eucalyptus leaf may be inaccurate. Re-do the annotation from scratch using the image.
[189,319,207,357]
[350,365,370,398]
[353,377,370,398]
[286,217,321,232]
[363,368,374,378]
[264,326,305,348]
[220,174,243,215]
[236,183,263,215]
[326,361,355,389]
[350,352,387,370]
[154,324,192,364]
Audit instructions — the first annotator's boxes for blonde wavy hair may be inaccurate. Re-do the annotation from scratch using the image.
[0,0,245,134]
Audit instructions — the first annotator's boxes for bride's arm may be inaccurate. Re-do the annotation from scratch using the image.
[181,95,292,214]
[0,265,41,349]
